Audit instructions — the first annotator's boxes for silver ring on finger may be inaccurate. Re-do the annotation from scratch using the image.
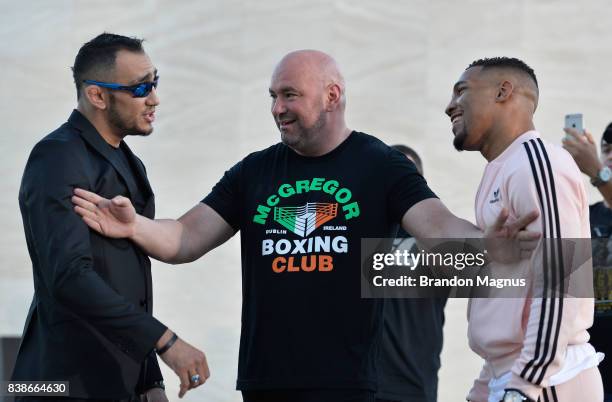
[190,374,200,384]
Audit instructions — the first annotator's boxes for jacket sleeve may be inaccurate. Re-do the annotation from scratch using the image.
[504,156,592,401]
[19,138,167,362]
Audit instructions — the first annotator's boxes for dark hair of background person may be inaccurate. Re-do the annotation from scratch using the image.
[391,144,423,175]
[72,33,145,99]
[603,122,612,144]
[467,56,538,89]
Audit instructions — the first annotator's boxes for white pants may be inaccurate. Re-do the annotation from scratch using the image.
[488,366,603,402]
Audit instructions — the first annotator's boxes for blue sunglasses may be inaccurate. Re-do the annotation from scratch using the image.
[83,75,159,98]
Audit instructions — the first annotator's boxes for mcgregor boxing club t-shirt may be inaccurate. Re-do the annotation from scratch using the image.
[202,131,437,391]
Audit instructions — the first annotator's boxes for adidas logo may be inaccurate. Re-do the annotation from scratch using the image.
[489,188,501,204]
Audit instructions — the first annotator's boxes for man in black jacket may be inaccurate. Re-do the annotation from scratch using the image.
[12,33,209,402]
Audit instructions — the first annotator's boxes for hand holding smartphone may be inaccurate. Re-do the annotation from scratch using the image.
[564,113,584,142]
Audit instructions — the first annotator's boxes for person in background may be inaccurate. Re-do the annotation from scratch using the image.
[563,123,612,401]
[390,145,424,176]
[376,145,446,402]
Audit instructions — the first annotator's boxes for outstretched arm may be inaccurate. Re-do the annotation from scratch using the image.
[401,198,481,240]
[401,198,540,262]
[73,189,235,264]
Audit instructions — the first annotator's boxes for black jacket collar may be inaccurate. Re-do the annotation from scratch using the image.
[67,109,153,201]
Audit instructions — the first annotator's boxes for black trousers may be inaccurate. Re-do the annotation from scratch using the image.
[242,389,376,402]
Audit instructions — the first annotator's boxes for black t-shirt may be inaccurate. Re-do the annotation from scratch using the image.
[203,132,437,391]
[589,201,612,395]
[111,143,148,213]
[110,142,156,389]
[376,236,446,402]
[590,201,612,239]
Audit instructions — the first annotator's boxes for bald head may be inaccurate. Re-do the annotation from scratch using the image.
[269,50,350,156]
[272,50,346,109]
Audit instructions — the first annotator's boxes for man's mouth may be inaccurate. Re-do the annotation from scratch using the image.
[144,111,155,123]
[450,112,462,125]
[278,119,296,129]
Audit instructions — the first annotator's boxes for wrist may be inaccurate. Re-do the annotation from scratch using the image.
[587,162,604,179]
[591,166,612,187]
[155,331,178,355]
[155,329,173,350]
[131,214,146,240]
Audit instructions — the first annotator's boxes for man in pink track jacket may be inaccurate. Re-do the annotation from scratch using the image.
[445,57,604,402]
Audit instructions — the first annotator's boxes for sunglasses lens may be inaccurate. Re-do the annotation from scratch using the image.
[133,84,148,97]
[132,78,158,97]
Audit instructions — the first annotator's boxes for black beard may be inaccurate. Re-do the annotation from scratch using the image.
[108,94,151,137]
[453,131,466,151]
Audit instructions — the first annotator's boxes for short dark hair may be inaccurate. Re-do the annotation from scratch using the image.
[467,57,538,89]
[391,144,423,175]
[72,33,145,99]
[603,122,612,144]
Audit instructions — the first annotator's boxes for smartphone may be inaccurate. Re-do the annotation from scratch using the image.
[564,113,583,133]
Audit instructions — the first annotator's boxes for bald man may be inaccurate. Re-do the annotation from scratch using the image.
[446,57,603,402]
[71,50,539,402]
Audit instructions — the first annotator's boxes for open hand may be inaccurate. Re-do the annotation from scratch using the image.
[72,188,136,238]
[484,208,541,263]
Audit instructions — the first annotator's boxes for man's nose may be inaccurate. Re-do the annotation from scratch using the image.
[444,97,455,117]
[271,98,286,116]
[146,86,160,106]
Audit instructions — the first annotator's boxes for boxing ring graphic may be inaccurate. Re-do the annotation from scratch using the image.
[273,202,338,237]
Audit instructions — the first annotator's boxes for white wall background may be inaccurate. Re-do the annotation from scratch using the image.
[1,1,611,401]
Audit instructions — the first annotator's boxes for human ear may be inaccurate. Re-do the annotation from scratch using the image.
[495,80,514,102]
[84,85,108,110]
[326,83,342,111]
